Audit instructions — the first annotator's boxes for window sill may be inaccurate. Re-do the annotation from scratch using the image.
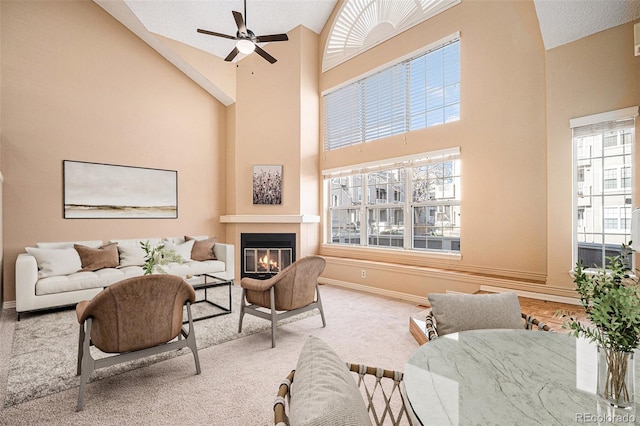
[321,243,462,262]
[567,268,637,280]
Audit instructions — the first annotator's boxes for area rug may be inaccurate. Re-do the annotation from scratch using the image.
[3,284,317,407]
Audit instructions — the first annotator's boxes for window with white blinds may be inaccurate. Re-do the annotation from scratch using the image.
[323,36,460,152]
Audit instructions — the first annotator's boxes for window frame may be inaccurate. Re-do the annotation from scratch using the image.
[322,32,460,152]
[324,148,461,256]
[571,107,638,270]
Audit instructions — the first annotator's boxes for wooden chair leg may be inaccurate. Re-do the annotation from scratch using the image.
[77,323,85,376]
[270,286,277,348]
[185,302,201,375]
[238,288,247,333]
[77,318,95,412]
[316,283,326,328]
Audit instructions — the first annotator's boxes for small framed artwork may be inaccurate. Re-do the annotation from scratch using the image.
[253,165,282,205]
[63,160,178,219]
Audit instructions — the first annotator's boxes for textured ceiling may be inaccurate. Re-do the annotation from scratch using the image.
[534,0,640,50]
[121,0,640,61]
[99,0,640,106]
[124,0,338,60]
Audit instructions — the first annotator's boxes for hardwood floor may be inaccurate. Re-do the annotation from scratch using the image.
[516,294,589,332]
[409,292,591,345]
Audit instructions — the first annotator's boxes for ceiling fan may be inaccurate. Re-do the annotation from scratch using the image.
[196,0,289,64]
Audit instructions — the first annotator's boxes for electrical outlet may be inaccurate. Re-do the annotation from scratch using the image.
[361,269,366,279]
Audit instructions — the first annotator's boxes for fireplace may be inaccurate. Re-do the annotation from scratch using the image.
[241,233,296,279]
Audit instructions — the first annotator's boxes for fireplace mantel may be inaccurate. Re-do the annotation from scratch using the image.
[220,215,320,224]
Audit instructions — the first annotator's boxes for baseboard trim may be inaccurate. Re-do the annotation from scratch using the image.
[480,285,581,306]
[3,300,16,310]
[319,277,429,305]
[319,278,581,307]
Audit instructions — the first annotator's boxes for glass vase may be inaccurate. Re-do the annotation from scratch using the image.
[597,345,635,409]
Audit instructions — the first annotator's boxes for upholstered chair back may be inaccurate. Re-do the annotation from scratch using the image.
[75,274,195,353]
[245,256,326,311]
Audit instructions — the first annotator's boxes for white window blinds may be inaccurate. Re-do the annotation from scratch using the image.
[323,36,460,152]
[570,106,639,137]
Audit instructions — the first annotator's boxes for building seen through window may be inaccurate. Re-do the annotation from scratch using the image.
[326,150,460,254]
[574,123,634,268]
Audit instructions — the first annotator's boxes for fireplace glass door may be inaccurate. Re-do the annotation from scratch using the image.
[244,248,293,275]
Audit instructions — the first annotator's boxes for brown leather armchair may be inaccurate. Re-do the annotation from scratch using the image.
[238,255,326,348]
[75,274,201,411]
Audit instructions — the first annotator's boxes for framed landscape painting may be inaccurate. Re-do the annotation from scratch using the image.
[63,160,178,219]
[253,165,282,205]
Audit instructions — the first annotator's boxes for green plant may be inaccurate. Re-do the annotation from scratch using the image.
[140,241,182,275]
[562,243,640,405]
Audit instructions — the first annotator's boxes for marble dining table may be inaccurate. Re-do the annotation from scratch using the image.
[402,329,639,425]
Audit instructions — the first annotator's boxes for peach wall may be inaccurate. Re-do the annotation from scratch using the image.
[232,27,304,215]
[0,0,4,306]
[1,0,227,302]
[224,26,321,277]
[546,20,640,290]
[318,0,549,297]
[155,34,237,104]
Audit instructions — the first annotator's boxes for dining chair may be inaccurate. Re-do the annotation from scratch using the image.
[425,292,551,341]
[274,336,412,425]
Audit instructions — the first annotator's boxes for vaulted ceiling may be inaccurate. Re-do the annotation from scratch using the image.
[94,0,640,105]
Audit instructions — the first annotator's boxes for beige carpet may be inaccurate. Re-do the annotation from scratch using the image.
[0,284,421,425]
[4,284,319,408]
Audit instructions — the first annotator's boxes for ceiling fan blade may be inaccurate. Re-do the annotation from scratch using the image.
[255,34,289,43]
[254,45,277,64]
[232,11,247,34]
[197,28,237,40]
[224,47,240,62]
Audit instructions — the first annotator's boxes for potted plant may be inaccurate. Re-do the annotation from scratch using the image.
[140,241,182,275]
[562,244,640,409]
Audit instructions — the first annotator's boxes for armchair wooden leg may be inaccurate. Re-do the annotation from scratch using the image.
[270,286,277,348]
[316,283,326,328]
[77,318,95,412]
[77,323,85,376]
[185,302,201,375]
[238,288,247,333]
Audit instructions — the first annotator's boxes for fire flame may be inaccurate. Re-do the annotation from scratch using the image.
[259,255,279,271]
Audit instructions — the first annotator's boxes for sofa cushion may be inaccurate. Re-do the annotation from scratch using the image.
[290,336,372,426]
[110,238,162,267]
[36,268,131,295]
[163,259,226,277]
[163,239,195,262]
[427,292,523,336]
[26,247,82,278]
[75,243,120,271]
[186,236,217,261]
[116,244,147,267]
[36,240,103,250]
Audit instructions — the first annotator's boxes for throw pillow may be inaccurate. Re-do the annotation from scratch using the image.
[26,247,82,278]
[117,244,147,267]
[290,336,372,426]
[185,236,217,261]
[163,239,195,262]
[427,292,523,336]
[74,243,119,271]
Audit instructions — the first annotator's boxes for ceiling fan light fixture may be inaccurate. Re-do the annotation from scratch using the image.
[236,39,255,54]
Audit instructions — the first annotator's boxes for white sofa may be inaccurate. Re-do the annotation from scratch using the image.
[15,236,234,320]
